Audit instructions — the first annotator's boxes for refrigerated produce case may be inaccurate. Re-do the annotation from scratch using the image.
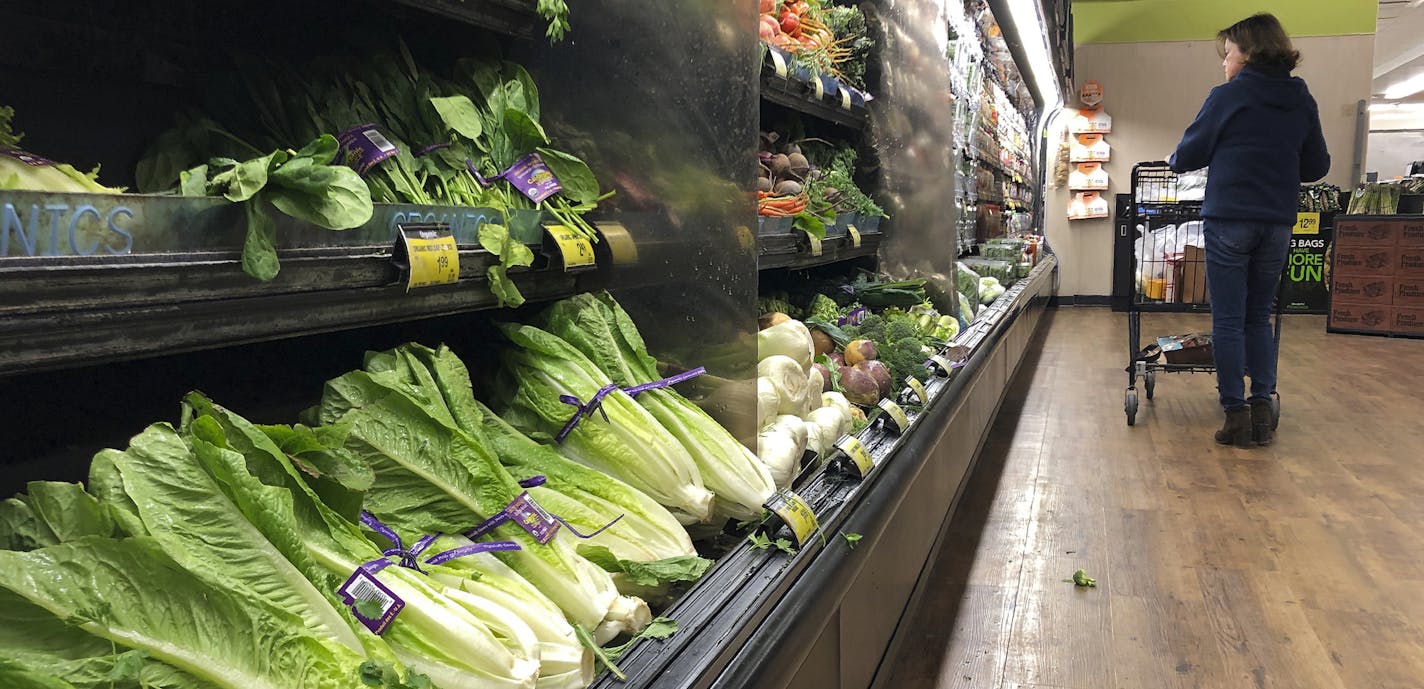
[0,1,1066,687]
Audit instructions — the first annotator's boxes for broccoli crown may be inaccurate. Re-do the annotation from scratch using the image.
[883,316,921,345]
[845,314,886,343]
[881,337,931,384]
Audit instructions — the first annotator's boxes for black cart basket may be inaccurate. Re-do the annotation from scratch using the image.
[1120,162,1283,427]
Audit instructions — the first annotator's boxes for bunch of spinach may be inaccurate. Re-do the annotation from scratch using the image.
[178,135,373,281]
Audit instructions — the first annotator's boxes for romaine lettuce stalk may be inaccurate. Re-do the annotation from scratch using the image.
[540,293,775,522]
[0,537,364,689]
[494,324,716,524]
[476,399,696,563]
[315,356,650,642]
[181,396,542,689]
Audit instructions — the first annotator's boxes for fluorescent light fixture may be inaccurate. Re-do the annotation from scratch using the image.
[1370,101,1424,113]
[1384,72,1424,100]
[1006,0,1063,108]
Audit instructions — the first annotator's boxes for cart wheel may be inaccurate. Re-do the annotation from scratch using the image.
[1271,392,1280,430]
[1125,389,1139,426]
[1144,371,1156,400]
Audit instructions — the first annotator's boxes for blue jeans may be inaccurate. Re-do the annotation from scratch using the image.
[1203,219,1291,411]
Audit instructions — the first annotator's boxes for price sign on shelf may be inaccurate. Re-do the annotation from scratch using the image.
[395,224,459,291]
[806,233,824,257]
[768,48,790,78]
[835,434,874,478]
[877,399,909,435]
[546,225,596,270]
[764,489,819,547]
[927,354,956,378]
[595,221,639,265]
[904,376,928,405]
[838,85,853,110]
[848,225,862,248]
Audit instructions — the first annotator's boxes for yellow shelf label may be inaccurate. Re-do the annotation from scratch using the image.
[399,225,459,291]
[812,76,826,99]
[848,224,862,248]
[928,354,955,377]
[807,233,823,257]
[905,376,928,405]
[769,49,790,78]
[838,85,853,110]
[595,221,639,265]
[765,489,819,547]
[1293,212,1321,235]
[835,435,874,477]
[547,225,596,270]
[877,399,909,434]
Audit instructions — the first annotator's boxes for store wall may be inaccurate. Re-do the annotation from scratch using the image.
[1367,131,1424,179]
[1045,35,1374,298]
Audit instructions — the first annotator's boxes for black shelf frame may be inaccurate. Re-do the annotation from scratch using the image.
[757,231,882,271]
[386,0,544,38]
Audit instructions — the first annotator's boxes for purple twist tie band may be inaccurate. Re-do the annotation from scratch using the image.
[555,383,620,444]
[837,307,868,327]
[467,158,494,188]
[416,143,452,157]
[518,476,547,488]
[622,367,707,398]
[359,511,519,575]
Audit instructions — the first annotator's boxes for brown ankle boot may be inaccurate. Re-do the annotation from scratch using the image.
[1249,400,1274,445]
[1214,407,1252,448]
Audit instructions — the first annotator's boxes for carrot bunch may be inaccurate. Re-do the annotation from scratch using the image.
[758,191,810,216]
[759,0,853,79]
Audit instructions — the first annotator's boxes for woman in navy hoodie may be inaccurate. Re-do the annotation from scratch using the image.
[1170,13,1330,448]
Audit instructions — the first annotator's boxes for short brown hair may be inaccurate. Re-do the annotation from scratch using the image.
[1218,13,1301,71]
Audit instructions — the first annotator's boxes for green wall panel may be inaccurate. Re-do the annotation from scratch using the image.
[1073,0,1377,45]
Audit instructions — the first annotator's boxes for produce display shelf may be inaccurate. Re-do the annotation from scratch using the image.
[598,256,1059,688]
[0,191,666,376]
[757,231,882,271]
[386,0,544,38]
[760,69,869,132]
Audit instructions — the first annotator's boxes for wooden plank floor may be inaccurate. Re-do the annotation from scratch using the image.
[881,307,1424,689]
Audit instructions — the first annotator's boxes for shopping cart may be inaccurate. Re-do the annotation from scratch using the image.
[1122,162,1283,427]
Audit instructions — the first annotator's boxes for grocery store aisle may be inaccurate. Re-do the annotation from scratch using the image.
[882,307,1424,689]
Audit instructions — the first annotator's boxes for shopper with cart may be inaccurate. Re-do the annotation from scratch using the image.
[1169,13,1330,447]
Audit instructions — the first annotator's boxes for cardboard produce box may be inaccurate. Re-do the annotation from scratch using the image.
[1398,247,1424,276]
[1334,245,1398,275]
[1332,275,1394,304]
[1329,302,1392,333]
[1335,219,1399,246]
[1174,245,1210,304]
[1393,306,1424,335]
[1398,218,1424,247]
[1395,276,1424,306]
[1158,332,1214,364]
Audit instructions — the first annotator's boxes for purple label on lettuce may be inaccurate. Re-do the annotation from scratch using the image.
[337,124,398,175]
[502,153,562,203]
[337,568,405,635]
[1,148,56,167]
[507,491,561,544]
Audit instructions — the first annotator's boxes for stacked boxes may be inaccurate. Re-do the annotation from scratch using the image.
[1328,216,1424,336]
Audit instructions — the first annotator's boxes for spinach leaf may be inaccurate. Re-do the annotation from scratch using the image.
[536,148,599,205]
[478,223,534,308]
[268,160,373,230]
[225,151,283,203]
[179,165,208,197]
[429,96,483,141]
[503,108,549,157]
[242,197,280,281]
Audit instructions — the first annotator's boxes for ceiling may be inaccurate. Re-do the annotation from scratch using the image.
[1374,0,1424,102]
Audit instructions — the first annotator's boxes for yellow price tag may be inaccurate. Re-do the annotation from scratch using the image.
[734,224,756,253]
[398,225,459,291]
[905,375,928,405]
[812,76,825,99]
[848,224,862,248]
[1293,212,1321,235]
[546,225,596,270]
[928,354,955,377]
[838,85,853,110]
[768,48,790,78]
[764,489,819,547]
[807,233,823,257]
[595,222,639,265]
[877,399,909,434]
[835,435,874,477]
